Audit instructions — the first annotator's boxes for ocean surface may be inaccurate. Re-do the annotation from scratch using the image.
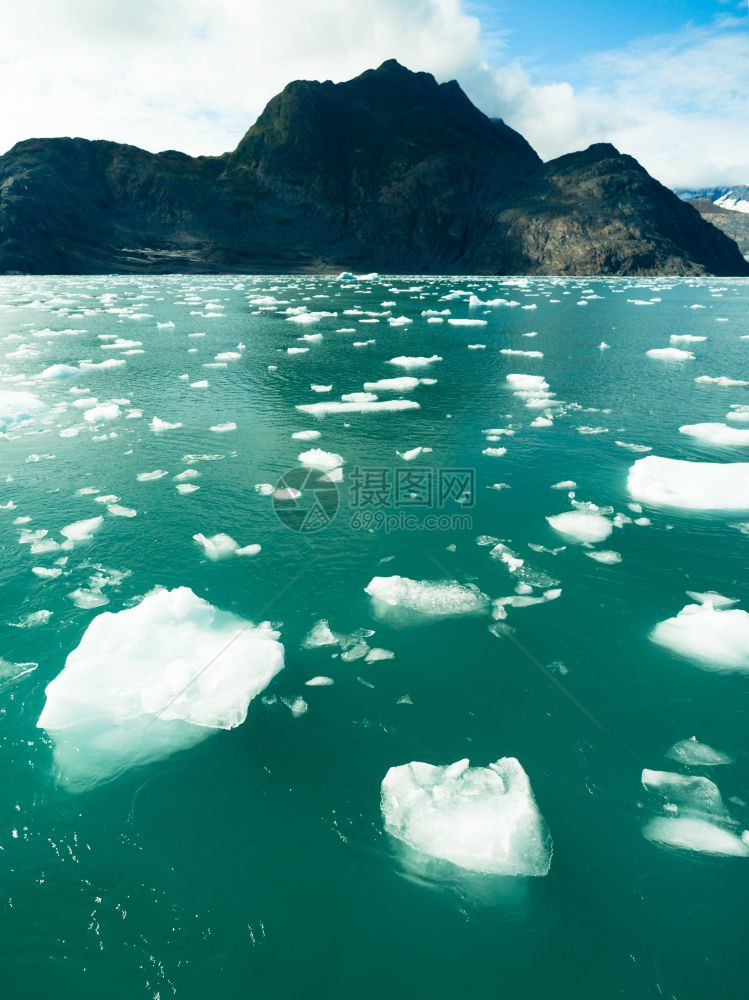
[1,274,748,999]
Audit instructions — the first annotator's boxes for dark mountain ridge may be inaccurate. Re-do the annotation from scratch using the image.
[1,59,746,276]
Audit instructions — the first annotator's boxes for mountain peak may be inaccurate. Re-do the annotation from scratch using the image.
[1,60,747,276]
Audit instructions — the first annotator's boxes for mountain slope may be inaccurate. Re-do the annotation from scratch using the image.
[1,60,746,276]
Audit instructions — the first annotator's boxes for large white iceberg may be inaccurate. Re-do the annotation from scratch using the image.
[650,600,749,672]
[381,757,552,876]
[627,456,749,511]
[37,587,284,789]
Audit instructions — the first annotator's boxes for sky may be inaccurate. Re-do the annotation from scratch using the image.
[0,0,747,188]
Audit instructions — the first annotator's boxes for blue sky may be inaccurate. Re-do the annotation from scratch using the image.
[476,0,738,68]
[1,0,747,187]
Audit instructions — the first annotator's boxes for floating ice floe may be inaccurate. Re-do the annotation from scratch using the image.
[296,399,419,416]
[210,422,237,433]
[627,456,749,511]
[83,402,120,423]
[585,550,622,564]
[39,364,79,380]
[365,576,488,618]
[546,510,612,544]
[666,737,732,767]
[670,334,706,344]
[363,376,420,392]
[640,768,748,858]
[679,423,749,447]
[500,349,543,358]
[695,375,749,388]
[0,391,45,431]
[651,597,749,672]
[387,355,442,369]
[193,533,258,560]
[61,516,103,546]
[646,347,694,361]
[727,405,749,424]
[151,417,183,433]
[36,587,284,789]
[381,757,552,876]
[397,447,431,462]
[298,448,344,472]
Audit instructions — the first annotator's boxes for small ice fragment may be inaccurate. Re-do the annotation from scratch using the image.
[151,417,183,433]
[546,510,612,543]
[585,550,621,564]
[193,533,239,560]
[646,348,694,361]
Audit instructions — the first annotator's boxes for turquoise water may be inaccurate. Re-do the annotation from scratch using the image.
[1,274,748,998]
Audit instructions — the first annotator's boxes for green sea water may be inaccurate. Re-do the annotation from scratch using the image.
[1,274,748,999]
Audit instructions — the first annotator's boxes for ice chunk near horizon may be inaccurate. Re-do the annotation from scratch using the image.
[646,347,694,361]
[546,510,612,544]
[670,334,706,344]
[679,423,749,447]
[36,587,284,790]
[627,456,749,511]
[381,757,552,876]
[365,576,488,618]
[667,737,732,768]
[651,600,749,672]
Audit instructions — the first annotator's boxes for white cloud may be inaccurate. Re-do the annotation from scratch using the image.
[0,1,747,188]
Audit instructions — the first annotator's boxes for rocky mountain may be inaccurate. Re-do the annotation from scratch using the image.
[686,200,749,259]
[1,59,747,276]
